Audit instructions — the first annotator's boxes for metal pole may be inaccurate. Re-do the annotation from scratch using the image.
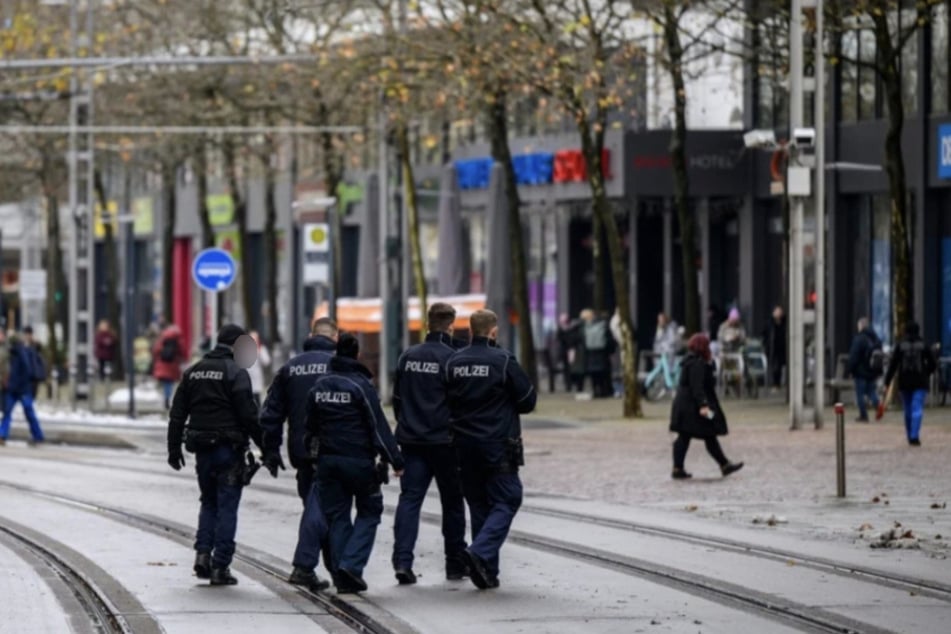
[835,402,846,497]
[378,105,391,402]
[67,0,79,410]
[209,290,218,348]
[328,204,337,322]
[813,0,826,429]
[124,214,136,419]
[788,0,805,430]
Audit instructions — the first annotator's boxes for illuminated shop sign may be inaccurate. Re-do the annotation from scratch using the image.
[455,149,612,190]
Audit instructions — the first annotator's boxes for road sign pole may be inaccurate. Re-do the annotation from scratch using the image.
[209,290,218,348]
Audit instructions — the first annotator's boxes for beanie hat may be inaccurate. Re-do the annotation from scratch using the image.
[217,324,246,346]
[336,333,360,359]
[728,308,741,321]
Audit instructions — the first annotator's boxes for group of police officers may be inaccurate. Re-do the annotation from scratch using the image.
[167,304,536,594]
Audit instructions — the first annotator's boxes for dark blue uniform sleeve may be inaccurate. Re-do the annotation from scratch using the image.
[848,336,865,376]
[884,345,901,387]
[167,376,189,454]
[392,353,405,421]
[364,389,404,471]
[505,355,537,415]
[259,365,288,455]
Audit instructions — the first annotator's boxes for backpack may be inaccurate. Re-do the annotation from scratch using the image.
[28,348,46,382]
[160,336,180,363]
[865,334,885,375]
[584,320,608,352]
[900,341,926,376]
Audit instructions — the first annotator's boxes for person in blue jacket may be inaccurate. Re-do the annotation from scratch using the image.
[446,309,537,590]
[391,303,468,585]
[260,317,338,593]
[303,333,404,594]
[0,332,45,445]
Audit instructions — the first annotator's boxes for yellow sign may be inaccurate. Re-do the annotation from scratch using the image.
[132,197,154,236]
[215,229,242,262]
[310,226,327,245]
[207,194,234,227]
[94,200,118,239]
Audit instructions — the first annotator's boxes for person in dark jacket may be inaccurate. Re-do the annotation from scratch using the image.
[669,333,743,479]
[167,324,263,586]
[762,306,786,391]
[260,317,337,593]
[305,334,404,594]
[883,321,936,446]
[848,317,883,422]
[446,309,537,590]
[0,334,45,445]
[391,303,468,585]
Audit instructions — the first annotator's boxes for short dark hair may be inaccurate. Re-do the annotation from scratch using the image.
[312,317,338,338]
[428,303,456,333]
[470,309,498,337]
[336,333,359,359]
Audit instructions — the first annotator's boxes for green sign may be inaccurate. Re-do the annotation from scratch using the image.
[336,182,363,213]
[132,196,154,236]
[207,193,234,226]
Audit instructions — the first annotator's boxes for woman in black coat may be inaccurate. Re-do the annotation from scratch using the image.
[669,333,744,479]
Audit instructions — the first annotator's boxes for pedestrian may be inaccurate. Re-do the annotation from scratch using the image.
[260,318,338,593]
[0,332,45,446]
[153,323,187,410]
[565,315,586,393]
[21,326,46,399]
[848,317,884,422]
[555,314,574,392]
[762,306,787,393]
[391,303,468,585]
[246,329,272,407]
[717,308,747,353]
[446,309,537,590]
[669,333,744,479]
[307,334,404,594]
[883,321,936,446]
[166,324,263,586]
[94,320,119,381]
[582,309,614,398]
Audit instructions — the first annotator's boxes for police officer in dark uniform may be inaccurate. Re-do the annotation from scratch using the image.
[303,333,404,594]
[391,303,468,585]
[167,324,263,586]
[260,317,338,592]
[446,309,536,590]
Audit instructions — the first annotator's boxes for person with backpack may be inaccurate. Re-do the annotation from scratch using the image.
[0,332,45,445]
[153,323,187,410]
[848,317,884,423]
[883,322,937,446]
[582,309,615,398]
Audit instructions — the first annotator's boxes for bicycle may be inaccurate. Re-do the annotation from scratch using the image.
[642,353,682,401]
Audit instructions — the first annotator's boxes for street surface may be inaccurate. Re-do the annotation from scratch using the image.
[0,394,949,633]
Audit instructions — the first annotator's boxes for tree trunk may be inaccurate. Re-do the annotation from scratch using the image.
[592,210,605,314]
[262,148,280,344]
[94,169,124,380]
[319,112,344,313]
[222,139,254,329]
[663,6,701,334]
[160,159,177,324]
[43,190,64,368]
[485,89,538,385]
[195,144,214,249]
[872,11,911,342]
[396,123,429,339]
[576,108,642,418]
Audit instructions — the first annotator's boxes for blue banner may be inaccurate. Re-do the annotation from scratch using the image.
[939,124,951,180]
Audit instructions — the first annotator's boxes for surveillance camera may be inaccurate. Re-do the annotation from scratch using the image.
[743,129,777,149]
[792,127,816,148]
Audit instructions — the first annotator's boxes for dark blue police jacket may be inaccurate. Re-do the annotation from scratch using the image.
[446,336,537,460]
[393,331,458,445]
[7,342,39,395]
[260,335,335,467]
[305,356,404,470]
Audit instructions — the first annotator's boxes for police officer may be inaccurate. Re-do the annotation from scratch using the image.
[446,309,536,590]
[302,333,404,594]
[167,324,263,586]
[260,317,338,592]
[391,303,468,585]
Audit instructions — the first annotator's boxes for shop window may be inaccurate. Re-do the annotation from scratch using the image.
[840,31,858,122]
[932,3,950,113]
[858,29,878,120]
[871,196,892,345]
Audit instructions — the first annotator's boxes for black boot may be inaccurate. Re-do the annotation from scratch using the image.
[288,566,330,592]
[671,468,693,480]
[721,462,744,477]
[210,567,238,586]
[462,549,499,590]
[193,552,211,579]
[394,568,417,585]
[445,555,469,581]
[335,568,368,594]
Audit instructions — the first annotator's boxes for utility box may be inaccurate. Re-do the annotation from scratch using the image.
[787,166,812,197]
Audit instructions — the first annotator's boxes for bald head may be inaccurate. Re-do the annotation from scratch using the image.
[312,317,339,341]
[470,309,499,338]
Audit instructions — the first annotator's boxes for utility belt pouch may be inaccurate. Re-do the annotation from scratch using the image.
[184,430,221,453]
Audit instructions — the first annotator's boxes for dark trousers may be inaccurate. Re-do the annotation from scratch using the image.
[292,463,333,573]
[770,362,784,388]
[194,445,244,569]
[672,434,728,470]
[854,377,880,420]
[392,444,467,571]
[458,448,522,578]
[318,455,383,578]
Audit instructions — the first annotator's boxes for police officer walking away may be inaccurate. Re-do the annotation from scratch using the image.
[446,309,536,590]
[304,334,404,594]
[392,303,468,585]
[260,317,338,592]
[167,324,263,586]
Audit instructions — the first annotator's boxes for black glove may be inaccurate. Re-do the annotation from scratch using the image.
[263,452,286,478]
[168,451,185,471]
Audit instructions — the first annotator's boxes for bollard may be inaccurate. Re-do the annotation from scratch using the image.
[835,402,846,498]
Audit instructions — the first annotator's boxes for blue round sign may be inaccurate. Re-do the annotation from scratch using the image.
[192,248,237,292]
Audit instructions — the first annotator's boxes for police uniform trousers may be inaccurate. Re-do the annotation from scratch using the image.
[392,443,467,571]
[194,444,245,569]
[456,441,523,578]
[317,455,384,577]
[293,462,335,574]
